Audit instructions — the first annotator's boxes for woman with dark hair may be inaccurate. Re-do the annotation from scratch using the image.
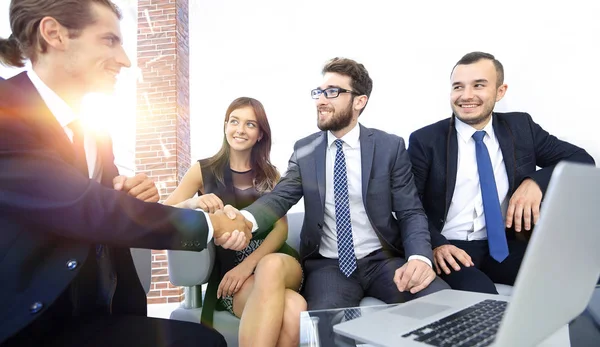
[165,97,306,347]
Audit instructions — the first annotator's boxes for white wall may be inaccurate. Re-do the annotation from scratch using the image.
[188,0,600,187]
[3,1,599,195]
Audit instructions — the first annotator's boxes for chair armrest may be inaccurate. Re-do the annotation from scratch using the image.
[167,242,216,287]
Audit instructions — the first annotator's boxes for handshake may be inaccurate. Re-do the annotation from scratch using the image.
[177,194,254,251]
[207,205,254,251]
[112,174,254,251]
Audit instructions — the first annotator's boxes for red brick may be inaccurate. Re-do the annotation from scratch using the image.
[147,290,161,297]
[153,255,167,261]
[155,282,168,289]
[167,296,183,303]
[161,289,183,296]
[152,268,168,276]
[147,297,167,304]
[139,0,190,306]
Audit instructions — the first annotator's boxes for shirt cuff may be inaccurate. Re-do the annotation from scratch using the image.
[408,255,432,268]
[240,210,258,233]
[198,210,214,243]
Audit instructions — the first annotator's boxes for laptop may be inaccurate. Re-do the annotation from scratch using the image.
[333,162,600,347]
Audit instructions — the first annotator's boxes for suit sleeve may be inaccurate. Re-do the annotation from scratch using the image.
[245,148,304,235]
[391,137,434,261]
[0,112,209,251]
[407,132,450,248]
[524,113,596,193]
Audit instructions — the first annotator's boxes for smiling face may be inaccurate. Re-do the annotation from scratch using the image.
[315,72,359,133]
[225,106,262,153]
[61,2,131,94]
[450,59,507,129]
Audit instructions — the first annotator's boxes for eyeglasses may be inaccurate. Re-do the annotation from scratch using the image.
[311,87,358,99]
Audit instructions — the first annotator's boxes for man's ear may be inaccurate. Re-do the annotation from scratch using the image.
[495,83,508,102]
[38,16,69,52]
[354,95,368,112]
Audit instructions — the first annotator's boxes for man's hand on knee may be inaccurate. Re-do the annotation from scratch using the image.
[433,245,474,275]
[505,178,542,232]
[394,259,437,294]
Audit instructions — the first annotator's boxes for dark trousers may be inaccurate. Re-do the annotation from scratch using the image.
[439,239,528,294]
[4,315,227,347]
[302,249,450,310]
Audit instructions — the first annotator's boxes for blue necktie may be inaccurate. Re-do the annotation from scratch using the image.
[473,131,509,262]
[333,139,357,277]
[344,307,362,321]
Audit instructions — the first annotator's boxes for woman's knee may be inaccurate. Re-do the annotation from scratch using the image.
[286,290,307,314]
[283,290,307,322]
[256,254,286,274]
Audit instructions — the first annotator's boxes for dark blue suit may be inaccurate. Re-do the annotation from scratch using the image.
[246,124,449,311]
[408,113,595,292]
[0,73,224,346]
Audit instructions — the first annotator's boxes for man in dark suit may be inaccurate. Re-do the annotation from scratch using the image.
[242,57,449,313]
[0,1,252,346]
[408,51,595,294]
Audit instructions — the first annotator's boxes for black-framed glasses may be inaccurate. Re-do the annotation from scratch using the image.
[311,87,358,99]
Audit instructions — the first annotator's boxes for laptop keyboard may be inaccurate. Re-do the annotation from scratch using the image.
[401,299,508,347]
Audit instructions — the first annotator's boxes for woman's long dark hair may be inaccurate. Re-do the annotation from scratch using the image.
[204,97,279,192]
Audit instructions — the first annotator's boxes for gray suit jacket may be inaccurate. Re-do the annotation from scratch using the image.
[245,124,433,264]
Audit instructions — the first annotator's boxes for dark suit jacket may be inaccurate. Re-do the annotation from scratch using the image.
[245,124,433,264]
[408,112,596,248]
[0,73,210,343]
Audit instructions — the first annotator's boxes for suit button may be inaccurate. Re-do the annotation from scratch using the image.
[30,302,44,314]
[440,219,445,223]
[66,259,78,270]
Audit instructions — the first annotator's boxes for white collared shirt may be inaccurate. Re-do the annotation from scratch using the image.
[319,123,431,266]
[244,123,432,266]
[319,123,382,259]
[27,70,100,181]
[441,116,509,241]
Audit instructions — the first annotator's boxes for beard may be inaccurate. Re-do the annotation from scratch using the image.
[451,97,495,127]
[317,102,354,132]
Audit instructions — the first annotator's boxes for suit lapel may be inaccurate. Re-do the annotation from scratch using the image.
[493,114,516,194]
[359,125,374,201]
[446,117,458,214]
[8,72,76,165]
[315,132,327,209]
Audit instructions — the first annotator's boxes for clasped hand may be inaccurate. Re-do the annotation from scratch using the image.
[209,206,253,251]
[180,194,253,250]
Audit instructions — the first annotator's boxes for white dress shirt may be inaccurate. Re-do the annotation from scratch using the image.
[441,116,509,241]
[27,69,214,243]
[319,123,381,259]
[27,70,100,181]
[244,123,431,266]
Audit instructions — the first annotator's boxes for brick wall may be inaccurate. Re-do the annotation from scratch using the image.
[136,0,190,304]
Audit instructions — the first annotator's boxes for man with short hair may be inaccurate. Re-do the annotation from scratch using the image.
[0,0,251,345]
[243,57,449,314]
[408,51,595,294]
